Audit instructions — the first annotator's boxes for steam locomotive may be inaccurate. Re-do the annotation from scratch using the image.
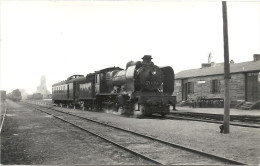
[52,55,176,117]
[7,89,22,102]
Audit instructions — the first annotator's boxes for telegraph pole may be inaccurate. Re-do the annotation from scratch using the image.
[222,1,230,133]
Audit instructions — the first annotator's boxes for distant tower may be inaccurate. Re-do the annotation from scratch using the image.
[36,75,50,98]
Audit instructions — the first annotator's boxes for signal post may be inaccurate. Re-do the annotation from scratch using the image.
[222,1,230,133]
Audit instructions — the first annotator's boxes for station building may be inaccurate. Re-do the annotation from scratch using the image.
[173,54,260,109]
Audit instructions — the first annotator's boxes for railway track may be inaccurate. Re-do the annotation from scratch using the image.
[167,112,260,128]
[0,103,7,133]
[29,100,260,128]
[24,102,246,165]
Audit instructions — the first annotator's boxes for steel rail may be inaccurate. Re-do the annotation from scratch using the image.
[166,114,260,128]
[26,102,246,165]
[27,104,163,165]
[169,112,260,122]
[0,103,7,133]
[166,115,260,128]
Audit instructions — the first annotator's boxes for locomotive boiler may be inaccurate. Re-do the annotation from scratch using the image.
[52,55,176,117]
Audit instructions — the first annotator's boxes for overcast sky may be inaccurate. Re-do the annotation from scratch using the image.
[1,0,259,94]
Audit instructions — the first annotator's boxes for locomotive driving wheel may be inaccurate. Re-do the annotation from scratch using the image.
[160,106,170,117]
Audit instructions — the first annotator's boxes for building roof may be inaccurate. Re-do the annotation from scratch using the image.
[175,60,260,79]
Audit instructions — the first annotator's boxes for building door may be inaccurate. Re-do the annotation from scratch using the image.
[184,83,188,100]
[247,72,260,102]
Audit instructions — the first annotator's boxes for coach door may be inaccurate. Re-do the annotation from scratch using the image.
[95,74,100,94]
[67,84,69,99]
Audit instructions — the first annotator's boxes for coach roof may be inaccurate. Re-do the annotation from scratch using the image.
[52,75,85,87]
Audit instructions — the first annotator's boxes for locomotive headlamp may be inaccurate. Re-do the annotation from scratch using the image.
[152,71,156,75]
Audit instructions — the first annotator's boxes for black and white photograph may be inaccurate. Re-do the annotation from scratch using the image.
[0,0,260,165]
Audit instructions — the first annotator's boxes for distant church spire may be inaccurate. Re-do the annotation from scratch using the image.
[36,75,50,98]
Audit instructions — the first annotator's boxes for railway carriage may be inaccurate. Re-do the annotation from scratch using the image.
[52,75,85,106]
[52,56,176,117]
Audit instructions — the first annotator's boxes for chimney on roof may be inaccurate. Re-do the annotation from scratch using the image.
[230,60,234,64]
[253,54,260,61]
[201,53,215,68]
[201,63,211,68]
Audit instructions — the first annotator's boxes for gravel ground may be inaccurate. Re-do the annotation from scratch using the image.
[59,106,260,165]
[1,101,154,165]
[41,108,230,165]
[2,100,260,165]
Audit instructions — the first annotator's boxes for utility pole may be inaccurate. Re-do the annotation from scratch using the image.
[222,1,230,133]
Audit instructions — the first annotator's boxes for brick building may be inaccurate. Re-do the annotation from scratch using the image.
[173,54,260,108]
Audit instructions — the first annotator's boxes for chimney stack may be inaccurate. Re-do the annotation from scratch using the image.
[253,54,260,61]
[201,63,211,68]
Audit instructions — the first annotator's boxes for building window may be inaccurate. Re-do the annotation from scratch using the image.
[197,80,206,84]
[187,82,194,94]
[95,74,100,83]
[211,80,221,93]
